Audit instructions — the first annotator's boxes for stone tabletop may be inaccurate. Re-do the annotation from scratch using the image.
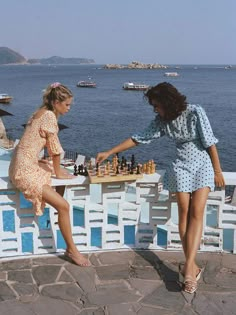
[0,250,235,315]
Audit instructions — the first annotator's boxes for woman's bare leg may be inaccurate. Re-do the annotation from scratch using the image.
[55,185,65,197]
[176,192,191,256]
[42,185,89,266]
[184,187,209,279]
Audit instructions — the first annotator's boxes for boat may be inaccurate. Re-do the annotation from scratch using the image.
[123,82,149,91]
[0,94,13,104]
[77,81,96,88]
[164,72,179,77]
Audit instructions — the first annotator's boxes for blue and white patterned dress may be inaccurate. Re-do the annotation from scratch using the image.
[131,104,218,192]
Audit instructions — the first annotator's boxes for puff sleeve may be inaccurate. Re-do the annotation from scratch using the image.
[195,105,218,148]
[131,116,164,144]
[39,111,63,156]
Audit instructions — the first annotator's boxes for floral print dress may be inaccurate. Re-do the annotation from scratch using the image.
[9,111,63,215]
[131,104,218,192]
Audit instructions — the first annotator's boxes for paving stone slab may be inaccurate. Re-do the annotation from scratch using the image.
[97,251,135,265]
[0,259,32,271]
[130,265,161,280]
[0,282,16,301]
[89,254,101,267]
[0,271,7,280]
[176,305,198,315]
[0,296,81,315]
[198,283,236,292]
[41,283,83,302]
[58,269,75,283]
[106,302,141,315]
[213,269,236,288]
[150,251,185,263]
[221,254,236,272]
[8,269,33,283]
[133,251,164,268]
[95,264,129,281]
[11,282,38,297]
[83,282,140,307]
[79,308,106,315]
[140,283,185,312]
[193,292,236,315]
[65,264,96,292]
[203,260,222,284]
[158,261,179,282]
[32,264,61,285]
[32,255,66,266]
[129,278,163,296]
[137,305,174,315]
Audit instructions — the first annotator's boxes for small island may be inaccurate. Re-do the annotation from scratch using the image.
[0,47,95,65]
[104,61,167,69]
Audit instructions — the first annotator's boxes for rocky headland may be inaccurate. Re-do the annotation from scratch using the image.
[0,47,95,65]
[104,61,167,69]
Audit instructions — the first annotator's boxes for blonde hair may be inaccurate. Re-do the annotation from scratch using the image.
[41,83,73,110]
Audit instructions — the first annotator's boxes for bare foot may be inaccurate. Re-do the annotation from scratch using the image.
[65,250,90,267]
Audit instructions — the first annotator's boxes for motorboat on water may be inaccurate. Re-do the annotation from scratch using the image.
[0,94,13,104]
[123,82,149,91]
[77,81,97,88]
[164,72,179,77]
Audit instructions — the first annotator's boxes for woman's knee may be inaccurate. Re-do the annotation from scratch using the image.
[58,200,70,213]
[189,206,204,221]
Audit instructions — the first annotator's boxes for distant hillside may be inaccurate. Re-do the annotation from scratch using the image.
[0,47,95,65]
[28,56,95,65]
[0,47,26,65]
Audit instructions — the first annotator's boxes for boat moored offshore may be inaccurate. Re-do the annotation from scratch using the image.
[164,72,180,77]
[123,82,149,91]
[0,94,13,104]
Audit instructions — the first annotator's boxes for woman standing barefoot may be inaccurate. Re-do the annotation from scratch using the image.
[97,82,225,292]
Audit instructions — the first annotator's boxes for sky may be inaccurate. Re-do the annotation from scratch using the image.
[1,0,235,65]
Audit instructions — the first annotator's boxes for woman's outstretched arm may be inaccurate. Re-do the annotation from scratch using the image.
[96,138,137,163]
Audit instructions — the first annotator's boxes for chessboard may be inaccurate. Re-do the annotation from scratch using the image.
[88,171,143,184]
[70,154,156,184]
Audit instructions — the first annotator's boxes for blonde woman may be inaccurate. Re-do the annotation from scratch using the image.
[9,83,89,266]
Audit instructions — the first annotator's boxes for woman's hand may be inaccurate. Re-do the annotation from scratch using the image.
[96,151,111,164]
[55,168,75,179]
[214,172,225,188]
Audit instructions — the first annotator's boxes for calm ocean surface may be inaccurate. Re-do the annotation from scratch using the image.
[0,64,236,172]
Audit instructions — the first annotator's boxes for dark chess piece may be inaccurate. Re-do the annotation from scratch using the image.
[116,165,120,174]
[116,153,120,165]
[131,154,135,168]
[136,164,141,174]
[121,156,126,170]
[84,166,89,176]
[127,163,131,173]
[96,162,99,172]
[130,165,134,174]
[74,164,78,176]
[80,165,84,175]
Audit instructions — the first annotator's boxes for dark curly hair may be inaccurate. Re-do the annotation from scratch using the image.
[144,82,187,121]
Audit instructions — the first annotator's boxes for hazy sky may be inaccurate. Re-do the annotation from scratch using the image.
[1,0,235,64]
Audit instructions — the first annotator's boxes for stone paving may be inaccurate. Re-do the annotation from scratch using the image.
[0,250,236,315]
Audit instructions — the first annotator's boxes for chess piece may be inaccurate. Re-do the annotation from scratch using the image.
[136,164,141,174]
[84,166,88,176]
[131,154,135,167]
[74,164,78,176]
[116,165,120,174]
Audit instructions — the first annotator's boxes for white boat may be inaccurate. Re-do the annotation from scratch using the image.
[123,82,149,91]
[77,81,96,88]
[164,72,179,77]
[0,94,13,104]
